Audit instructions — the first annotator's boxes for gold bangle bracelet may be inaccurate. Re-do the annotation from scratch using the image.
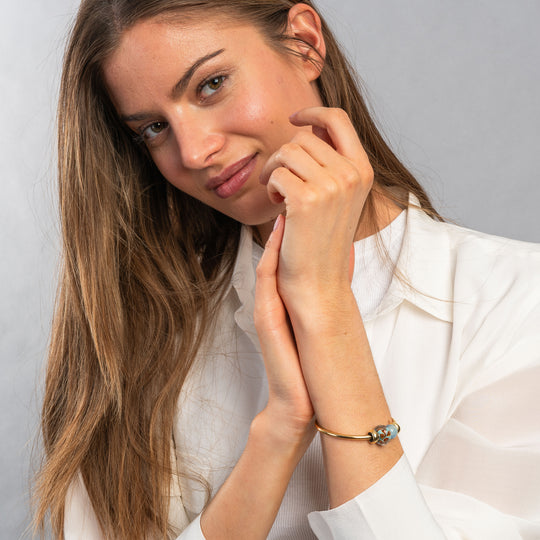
[315,419,400,446]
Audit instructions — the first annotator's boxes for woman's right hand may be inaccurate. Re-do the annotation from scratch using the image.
[254,214,315,447]
[201,214,315,539]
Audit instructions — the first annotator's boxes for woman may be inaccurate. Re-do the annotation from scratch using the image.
[34,0,540,538]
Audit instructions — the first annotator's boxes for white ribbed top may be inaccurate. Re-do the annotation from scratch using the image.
[351,209,406,318]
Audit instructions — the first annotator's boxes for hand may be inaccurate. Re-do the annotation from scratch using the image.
[254,214,315,444]
[259,107,373,309]
[257,109,402,510]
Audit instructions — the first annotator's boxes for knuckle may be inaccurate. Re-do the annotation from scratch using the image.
[273,147,286,165]
[330,107,349,122]
[362,163,375,186]
[292,131,311,146]
[271,166,290,182]
[297,187,318,210]
[338,162,359,186]
[321,180,339,198]
[278,142,301,161]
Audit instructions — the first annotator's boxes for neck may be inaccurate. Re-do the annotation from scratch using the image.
[353,190,403,242]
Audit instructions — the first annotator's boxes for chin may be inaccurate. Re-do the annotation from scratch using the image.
[234,207,284,228]
[222,194,284,227]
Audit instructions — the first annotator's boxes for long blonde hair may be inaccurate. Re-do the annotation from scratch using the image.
[35,1,441,538]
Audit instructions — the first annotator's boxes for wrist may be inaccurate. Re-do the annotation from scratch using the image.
[281,272,351,293]
[283,284,359,331]
[251,408,315,463]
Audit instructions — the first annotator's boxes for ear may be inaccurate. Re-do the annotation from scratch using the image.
[287,3,326,81]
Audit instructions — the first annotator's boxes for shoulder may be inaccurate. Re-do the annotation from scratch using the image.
[410,208,540,293]
[440,219,540,262]
[439,219,540,297]
[430,220,540,375]
[404,208,540,367]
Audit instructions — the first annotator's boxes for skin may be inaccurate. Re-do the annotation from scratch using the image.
[104,4,403,538]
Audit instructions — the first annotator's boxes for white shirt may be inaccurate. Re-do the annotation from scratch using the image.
[65,199,540,539]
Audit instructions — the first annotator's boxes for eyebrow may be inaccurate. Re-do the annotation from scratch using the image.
[120,48,226,123]
[171,48,225,99]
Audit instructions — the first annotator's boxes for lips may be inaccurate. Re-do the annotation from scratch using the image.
[207,154,258,199]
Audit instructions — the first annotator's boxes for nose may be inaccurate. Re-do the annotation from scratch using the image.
[171,111,225,170]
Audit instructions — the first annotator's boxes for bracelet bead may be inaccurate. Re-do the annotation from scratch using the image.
[372,422,399,445]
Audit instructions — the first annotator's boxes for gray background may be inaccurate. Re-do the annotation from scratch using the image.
[1,1,538,537]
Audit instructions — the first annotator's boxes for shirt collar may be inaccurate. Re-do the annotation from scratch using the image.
[375,194,454,323]
[230,193,455,330]
[230,225,258,338]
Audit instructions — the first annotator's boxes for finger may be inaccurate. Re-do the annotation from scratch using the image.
[290,107,369,164]
[255,214,285,327]
[255,215,302,383]
[349,244,355,283]
[259,139,329,188]
[312,124,334,148]
[265,166,310,207]
[260,132,346,187]
[257,213,285,280]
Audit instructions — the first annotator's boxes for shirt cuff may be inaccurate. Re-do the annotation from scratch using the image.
[175,513,206,539]
[308,454,445,540]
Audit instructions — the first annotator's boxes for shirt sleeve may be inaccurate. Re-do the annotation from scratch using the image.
[174,514,206,539]
[308,300,540,540]
[308,455,444,539]
[64,474,208,540]
[416,361,540,540]
[64,474,106,540]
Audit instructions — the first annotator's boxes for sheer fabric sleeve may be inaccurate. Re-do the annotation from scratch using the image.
[308,295,540,539]
[416,361,540,539]
[415,277,540,539]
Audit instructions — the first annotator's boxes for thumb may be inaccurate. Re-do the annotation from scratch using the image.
[349,244,355,283]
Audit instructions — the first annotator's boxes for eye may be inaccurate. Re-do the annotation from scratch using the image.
[199,75,226,100]
[140,121,169,144]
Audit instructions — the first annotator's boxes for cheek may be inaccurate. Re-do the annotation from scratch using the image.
[149,148,197,195]
[150,150,176,182]
[224,85,300,145]
[225,89,269,133]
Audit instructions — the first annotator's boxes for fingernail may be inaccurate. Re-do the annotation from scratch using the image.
[273,214,282,231]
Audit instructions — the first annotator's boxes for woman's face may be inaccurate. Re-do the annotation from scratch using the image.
[104,15,323,227]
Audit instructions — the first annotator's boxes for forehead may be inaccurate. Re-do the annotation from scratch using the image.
[109,16,250,67]
[104,16,268,83]
[102,17,285,114]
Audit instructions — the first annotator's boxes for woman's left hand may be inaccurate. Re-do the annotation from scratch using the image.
[259,106,373,311]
